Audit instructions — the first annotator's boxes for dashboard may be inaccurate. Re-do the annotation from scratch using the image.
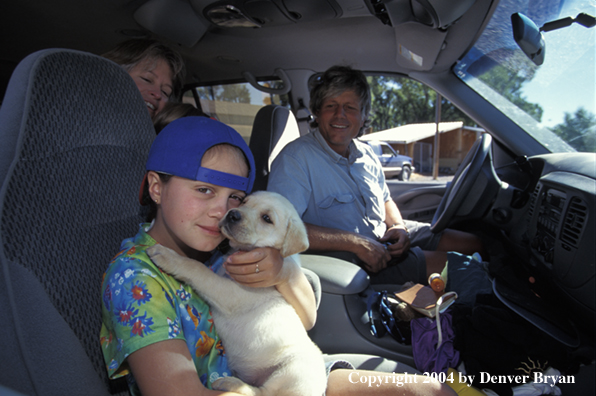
[496,153,595,341]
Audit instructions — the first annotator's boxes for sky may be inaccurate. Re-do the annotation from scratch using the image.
[521,0,596,127]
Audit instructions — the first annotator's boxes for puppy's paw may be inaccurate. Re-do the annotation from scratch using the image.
[213,376,258,396]
[146,244,183,277]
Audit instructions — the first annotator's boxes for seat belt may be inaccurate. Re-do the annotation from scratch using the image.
[295,98,315,134]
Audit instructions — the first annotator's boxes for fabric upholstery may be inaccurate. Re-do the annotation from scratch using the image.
[0,49,154,395]
[248,105,299,191]
[302,267,322,309]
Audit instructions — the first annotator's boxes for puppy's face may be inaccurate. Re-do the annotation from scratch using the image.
[219,191,309,257]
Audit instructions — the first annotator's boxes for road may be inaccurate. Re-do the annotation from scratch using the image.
[409,173,454,183]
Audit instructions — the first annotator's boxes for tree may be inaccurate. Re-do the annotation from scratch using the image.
[367,76,475,132]
[551,108,596,152]
[478,63,543,122]
[215,84,251,103]
[368,76,401,131]
[261,81,290,107]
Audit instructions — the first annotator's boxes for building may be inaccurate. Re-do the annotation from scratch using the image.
[360,122,484,174]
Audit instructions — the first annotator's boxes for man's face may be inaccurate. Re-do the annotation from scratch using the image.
[316,89,365,157]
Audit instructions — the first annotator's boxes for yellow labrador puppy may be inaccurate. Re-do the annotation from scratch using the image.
[146,191,326,396]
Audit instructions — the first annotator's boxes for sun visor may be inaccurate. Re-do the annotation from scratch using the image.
[394,22,447,71]
[134,0,209,47]
[367,0,477,29]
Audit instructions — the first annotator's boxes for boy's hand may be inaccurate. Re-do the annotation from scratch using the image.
[224,247,285,288]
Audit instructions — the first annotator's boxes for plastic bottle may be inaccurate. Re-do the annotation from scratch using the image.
[428,273,445,292]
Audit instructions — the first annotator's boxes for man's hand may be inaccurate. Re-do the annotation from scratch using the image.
[353,236,392,273]
[379,227,411,257]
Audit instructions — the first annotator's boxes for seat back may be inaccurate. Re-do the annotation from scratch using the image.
[0,49,154,395]
[248,105,300,191]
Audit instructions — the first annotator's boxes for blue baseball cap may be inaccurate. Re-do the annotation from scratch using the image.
[145,116,255,193]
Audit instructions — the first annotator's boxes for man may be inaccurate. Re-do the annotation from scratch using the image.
[267,65,485,285]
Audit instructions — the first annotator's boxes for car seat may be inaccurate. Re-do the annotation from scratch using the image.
[0,49,154,395]
[248,105,300,191]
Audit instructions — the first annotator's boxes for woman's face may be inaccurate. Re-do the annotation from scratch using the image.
[128,58,174,118]
[147,146,249,259]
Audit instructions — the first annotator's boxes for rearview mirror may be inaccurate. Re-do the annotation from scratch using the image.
[511,13,545,65]
[512,12,595,66]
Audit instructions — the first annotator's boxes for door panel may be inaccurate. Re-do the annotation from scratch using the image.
[387,180,447,223]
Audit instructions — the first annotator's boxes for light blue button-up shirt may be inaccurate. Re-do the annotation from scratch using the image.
[268,129,390,240]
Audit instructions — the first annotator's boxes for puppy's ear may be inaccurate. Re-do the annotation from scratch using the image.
[280,216,309,257]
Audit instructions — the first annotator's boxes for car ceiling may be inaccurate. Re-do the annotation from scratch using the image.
[1,0,496,93]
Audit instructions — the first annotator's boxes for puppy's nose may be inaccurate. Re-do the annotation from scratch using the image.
[226,209,242,223]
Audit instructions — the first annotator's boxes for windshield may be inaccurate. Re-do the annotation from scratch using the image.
[455,0,595,153]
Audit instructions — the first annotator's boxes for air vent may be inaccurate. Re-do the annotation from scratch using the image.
[560,197,588,248]
[526,183,541,223]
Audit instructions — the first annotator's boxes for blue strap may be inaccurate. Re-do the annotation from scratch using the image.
[196,167,250,191]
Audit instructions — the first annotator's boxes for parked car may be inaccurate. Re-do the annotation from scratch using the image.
[364,140,415,181]
[1,0,595,395]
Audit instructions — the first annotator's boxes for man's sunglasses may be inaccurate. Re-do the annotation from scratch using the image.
[366,291,408,344]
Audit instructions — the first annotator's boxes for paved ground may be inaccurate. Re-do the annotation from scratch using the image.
[409,173,454,182]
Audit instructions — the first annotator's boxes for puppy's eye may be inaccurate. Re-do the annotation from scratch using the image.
[262,214,273,224]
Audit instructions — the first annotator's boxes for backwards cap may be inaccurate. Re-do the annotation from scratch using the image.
[145,116,255,193]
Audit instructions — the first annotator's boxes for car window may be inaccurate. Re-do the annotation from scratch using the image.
[184,80,290,144]
[380,144,395,156]
[454,0,595,153]
[366,75,476,131]
[365,74,478,180]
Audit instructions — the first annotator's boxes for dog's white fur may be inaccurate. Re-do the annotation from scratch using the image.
[146,191,326,396]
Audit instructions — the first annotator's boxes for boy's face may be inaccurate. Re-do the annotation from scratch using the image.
[148,146,249,258]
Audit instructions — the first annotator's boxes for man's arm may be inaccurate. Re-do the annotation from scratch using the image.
[269,141,389,273]
[380,199,411,257]
[384,198,405,227]
[305,223,390,273]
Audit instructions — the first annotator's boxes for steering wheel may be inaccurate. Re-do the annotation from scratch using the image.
[431,133,500,233]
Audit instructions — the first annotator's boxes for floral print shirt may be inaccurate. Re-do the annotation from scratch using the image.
[100,223,231,395]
